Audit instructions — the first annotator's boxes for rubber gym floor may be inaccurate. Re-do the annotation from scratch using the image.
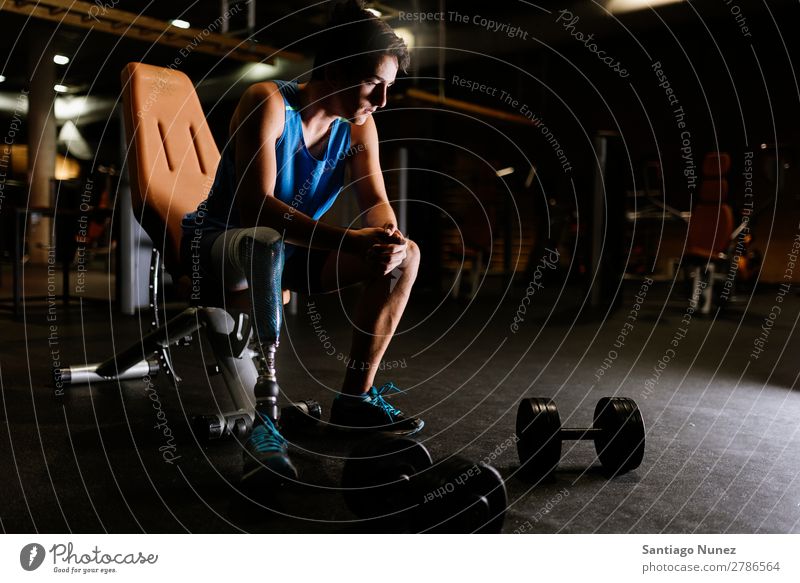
[1,274,799,534]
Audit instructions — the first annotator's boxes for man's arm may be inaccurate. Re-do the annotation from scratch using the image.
[349,116,399,232]
[349,117,409,275]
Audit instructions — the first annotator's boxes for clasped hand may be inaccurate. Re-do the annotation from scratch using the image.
[355,223,408,276]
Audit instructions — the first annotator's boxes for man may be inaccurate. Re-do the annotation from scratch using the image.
[181,0,422,489]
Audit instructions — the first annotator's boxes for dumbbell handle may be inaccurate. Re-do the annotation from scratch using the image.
[559,427,602,440]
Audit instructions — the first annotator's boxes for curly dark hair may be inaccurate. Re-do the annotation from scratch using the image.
[310,0,410,81]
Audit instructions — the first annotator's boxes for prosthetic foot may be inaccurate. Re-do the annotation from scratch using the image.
[241,415,298,487]
[215,227,298,490]
[241,340,298,489]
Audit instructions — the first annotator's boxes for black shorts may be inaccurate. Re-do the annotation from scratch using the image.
[281,245,329,294]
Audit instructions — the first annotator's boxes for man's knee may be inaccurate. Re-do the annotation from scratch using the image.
[244,226,282,247]
[210,226,285,294]
[403,239,421,271]
[230,226,283,270]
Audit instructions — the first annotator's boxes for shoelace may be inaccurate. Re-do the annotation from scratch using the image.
[249,415,287,454]
[369,382,404,419]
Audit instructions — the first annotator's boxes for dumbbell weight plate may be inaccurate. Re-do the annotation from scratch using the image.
[280,400,322,432]
[593,397,645,475]
[191,412,253,442]
[191,413,226,442]
[342,435,433,520]
[516,398,562,480]
[413,457,507,533]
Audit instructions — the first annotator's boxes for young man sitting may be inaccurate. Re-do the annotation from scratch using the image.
[181,0,422,490]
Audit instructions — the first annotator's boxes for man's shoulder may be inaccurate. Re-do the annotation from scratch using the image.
[241,81,285,107]
[349,115,378,146]
[234,82,286,137]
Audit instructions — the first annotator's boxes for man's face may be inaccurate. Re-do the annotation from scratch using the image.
[339,55,398,125]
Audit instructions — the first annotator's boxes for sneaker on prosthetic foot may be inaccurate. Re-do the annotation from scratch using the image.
[241,414,298,492]
[330,382,424,436]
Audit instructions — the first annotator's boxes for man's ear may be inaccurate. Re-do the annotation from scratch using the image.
[325,62,362,90]
[324,63,342,87]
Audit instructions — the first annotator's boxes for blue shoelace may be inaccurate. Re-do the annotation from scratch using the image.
[368,382,404,419]
[249,415,287,454]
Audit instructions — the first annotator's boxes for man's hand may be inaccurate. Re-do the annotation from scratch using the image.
[353,223,408,276]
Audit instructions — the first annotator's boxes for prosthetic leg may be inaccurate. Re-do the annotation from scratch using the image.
[211,227,298,486]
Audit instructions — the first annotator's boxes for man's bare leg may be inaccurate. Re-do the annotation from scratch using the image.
[319,241,420,395]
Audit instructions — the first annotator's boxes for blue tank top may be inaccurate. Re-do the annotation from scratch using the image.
[181,80,352,255]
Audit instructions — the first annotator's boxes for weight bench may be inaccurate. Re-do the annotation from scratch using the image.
[60,62,312,440]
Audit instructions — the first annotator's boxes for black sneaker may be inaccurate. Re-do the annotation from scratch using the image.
[330,382,424,436]
[240,414,298,492]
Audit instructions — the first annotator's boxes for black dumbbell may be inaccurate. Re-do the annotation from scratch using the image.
[516,396,645,480]
[413,457,507,533]
[341,435,507,533]
[192,400,322,442]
